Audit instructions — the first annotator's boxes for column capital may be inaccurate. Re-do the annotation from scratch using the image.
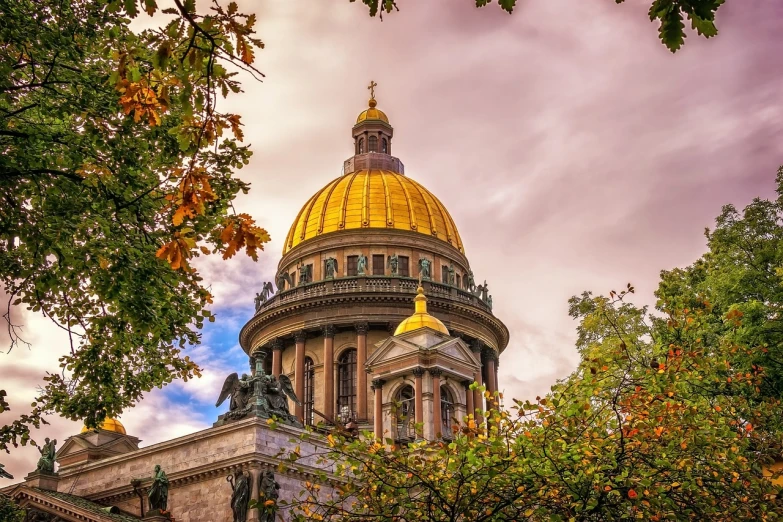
[270,338,284,351]
[294,330,307,343]
[470,339,484,353]
[355,322,369,334]
[322,324,336,339]
[482,347,498,362]
[412,366,425,377]
[371,378,385,390]
[428,368,443,378]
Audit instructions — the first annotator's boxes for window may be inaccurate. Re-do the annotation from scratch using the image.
[372,254,385,275]
[398,256,409,277]
[347,255,358,276]
[456,274,461,289]
[442,265,449,284]
[304,357,315,426]
[357,137,364,154]
[381,138,388,153]
[337,349,357,420]
[368,135,378,152]
[290,272,296,288]
[394,385,416,441]
[441,386,454,435]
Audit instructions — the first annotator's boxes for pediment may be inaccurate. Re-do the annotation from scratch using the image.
[10,485,141,521]
[366,330,480,372]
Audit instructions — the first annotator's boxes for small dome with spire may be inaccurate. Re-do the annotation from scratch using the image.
[355,80,389,124]
[394,284,450,336]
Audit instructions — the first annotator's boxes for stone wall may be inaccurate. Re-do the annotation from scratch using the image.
[53,418,335,521]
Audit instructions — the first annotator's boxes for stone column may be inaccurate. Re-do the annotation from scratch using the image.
[412,367,424,426]
[430,368,442,438]
[323,325,335,423]
[463,380,474,416]
[484,347,498,409]
[356,322,369,421]
[372,379,385,440]
[294,330,306,421]
[470,340,484,416]
[249,355,256,376]
[271,338,283,378]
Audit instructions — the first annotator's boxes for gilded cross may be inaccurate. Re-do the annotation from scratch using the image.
[368,80,377,100]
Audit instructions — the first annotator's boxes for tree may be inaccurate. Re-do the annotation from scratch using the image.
[0,494,25,522]
[0,0,268,451]
[282,285,781,521]
[357,0,727,52]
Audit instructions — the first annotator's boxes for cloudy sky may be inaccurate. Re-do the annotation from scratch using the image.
[2,0,783,479]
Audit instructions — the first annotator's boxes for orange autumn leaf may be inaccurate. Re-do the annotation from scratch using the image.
[628,489,638,499]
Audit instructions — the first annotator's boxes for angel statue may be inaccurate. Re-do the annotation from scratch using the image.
[276,272,292,292]
[216,373,256,420]
[262,374,301,425]
[387,254,399,276]
[36,437,57,474]
[356,254,368,276]
[418,258,432,280]
[465,269,477,293]
[227,469,251,522]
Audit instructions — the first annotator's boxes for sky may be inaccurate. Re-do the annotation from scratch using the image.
[2,0,783,480]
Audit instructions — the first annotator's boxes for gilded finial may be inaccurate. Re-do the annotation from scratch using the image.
[368,80,378,108]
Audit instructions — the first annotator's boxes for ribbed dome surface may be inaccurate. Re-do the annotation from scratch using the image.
[356,107,389,124]
[283,170,464,255]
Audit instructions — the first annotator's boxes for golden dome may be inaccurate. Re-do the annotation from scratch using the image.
[283,170,464,255]
[356,98,389,124]
[394,284,449,336]
[81,417,126,435]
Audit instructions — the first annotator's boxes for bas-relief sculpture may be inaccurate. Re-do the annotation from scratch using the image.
[418,257,432,279]
[356,254,368,276]
[217,360,303,427]
[324,257,338,279]
[35,437,57,474]
[228,469,251,522]
[148,464,169,512]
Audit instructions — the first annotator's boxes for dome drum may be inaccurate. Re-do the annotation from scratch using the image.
[343,152,404,176]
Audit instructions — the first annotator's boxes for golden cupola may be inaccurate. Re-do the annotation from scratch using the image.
[283,83,464,256]
[394,284,449,336]
[80,417,126,435]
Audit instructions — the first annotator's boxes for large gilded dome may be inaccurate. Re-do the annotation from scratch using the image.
[283,170,464,255]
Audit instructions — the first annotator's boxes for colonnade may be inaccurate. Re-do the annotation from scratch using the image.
[261,324,499,428]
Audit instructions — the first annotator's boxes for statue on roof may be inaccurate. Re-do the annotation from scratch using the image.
[387,254,399,276]
[325,257,338,279]
[217,373,256,416]
[357,254,368,276]
[276,272,292,292]
[148,465,169,512]
[35,437,57,474]
[297,264,311,286]
[447,263,456,286]
[216,365,302,426]
[254,282,275,310]
[465,269,476,293]
[418,258,432,280]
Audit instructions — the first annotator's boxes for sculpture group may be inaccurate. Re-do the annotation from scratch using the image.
[228,469,280,522]
[216,367,302,427]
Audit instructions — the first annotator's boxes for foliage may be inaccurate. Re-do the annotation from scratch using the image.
[0,0,268,451]
[0,494,25,522]
[655,167,783,405]
[356,0,727,52]
[282,285,781,521]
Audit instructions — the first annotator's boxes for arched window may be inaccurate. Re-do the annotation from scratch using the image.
[337,349,357,422]
[304,357,315,426]
[357,137,365,154]
[381,138,388,153]
[368,135,378,152]
[394,384,415,441]
[441,386,453,435]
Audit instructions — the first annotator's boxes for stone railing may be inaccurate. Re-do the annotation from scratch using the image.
[255,276,492,315]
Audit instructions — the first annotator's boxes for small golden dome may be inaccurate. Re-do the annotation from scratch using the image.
[395,285,449,336]
[284,170,463,255]
[81,417,126,435]
[356,98,389,124]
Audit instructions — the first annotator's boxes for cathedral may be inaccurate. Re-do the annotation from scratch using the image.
[1,87,509,521]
